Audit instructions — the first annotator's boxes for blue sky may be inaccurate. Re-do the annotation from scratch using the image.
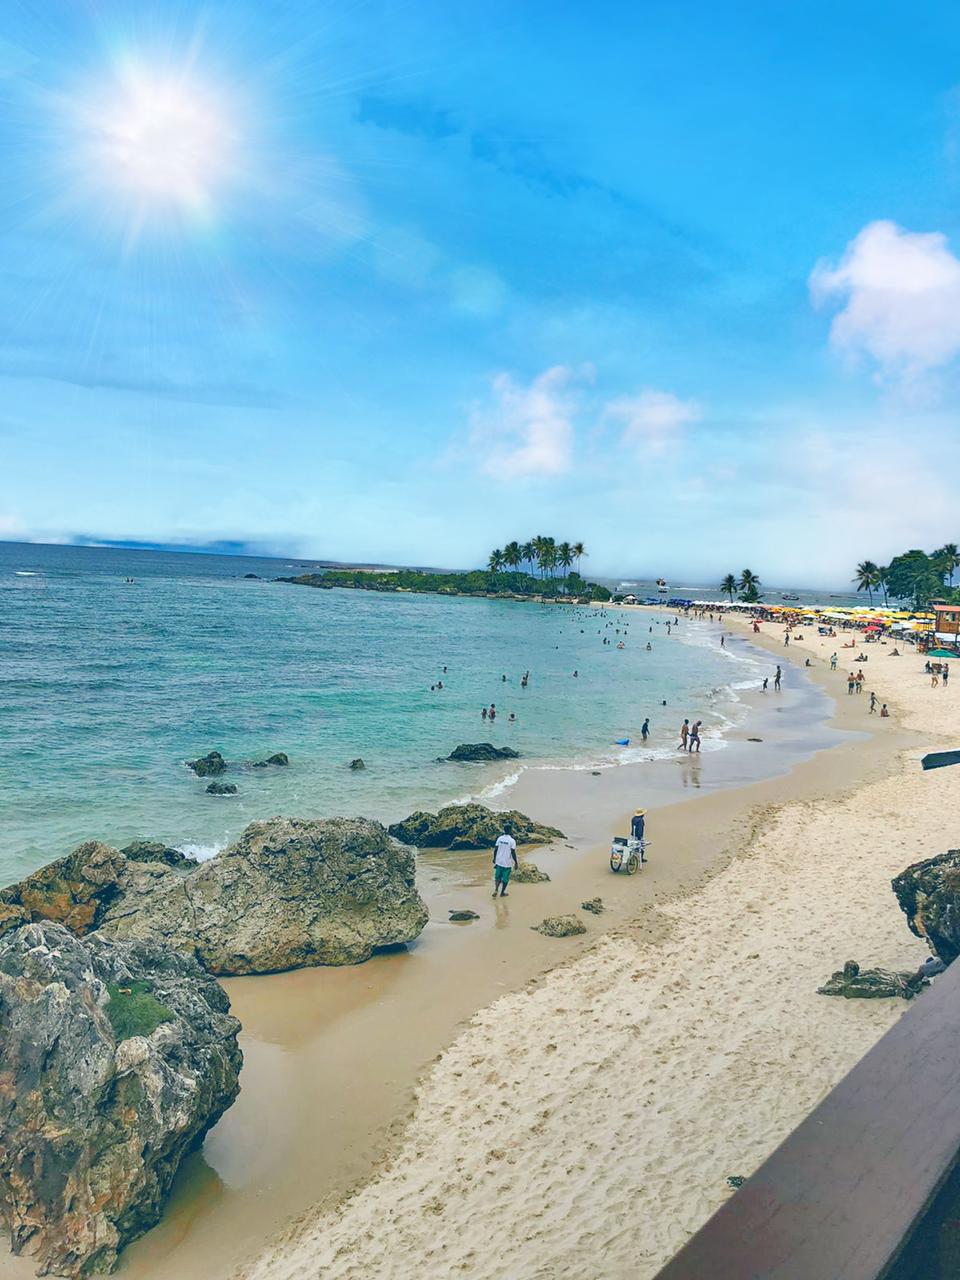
[2,1,960,586]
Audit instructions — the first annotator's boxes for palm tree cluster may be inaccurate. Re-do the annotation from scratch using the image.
[488,537,586,579]
[720,569,762,603]
[854,543,959,609]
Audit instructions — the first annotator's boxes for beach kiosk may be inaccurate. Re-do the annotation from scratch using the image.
[933,603,960,644]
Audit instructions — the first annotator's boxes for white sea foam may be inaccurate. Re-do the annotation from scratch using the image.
[176,841,225,863]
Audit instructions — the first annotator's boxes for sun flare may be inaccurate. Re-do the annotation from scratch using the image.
[63,60,242,233]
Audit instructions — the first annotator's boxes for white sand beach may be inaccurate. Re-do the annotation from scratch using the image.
[243,616,958,1280]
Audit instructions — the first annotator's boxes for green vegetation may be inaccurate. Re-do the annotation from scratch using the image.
[105,981,174,1041]
[289,565,611,601]
[719,568,762,603]
[852,544,960,610]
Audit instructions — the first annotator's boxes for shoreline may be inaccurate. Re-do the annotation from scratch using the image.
[1,607,935,1280]
[238,613,955,1280]
[86,619,906,1280]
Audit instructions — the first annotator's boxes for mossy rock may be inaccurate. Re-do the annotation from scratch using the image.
[533,915,586,938]
[105,980,174,1040]
[513,861,550,883]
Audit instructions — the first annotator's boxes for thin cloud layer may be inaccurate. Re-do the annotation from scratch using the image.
[810,220,960,386]
[605,389,701,454]
[470,365,586,479]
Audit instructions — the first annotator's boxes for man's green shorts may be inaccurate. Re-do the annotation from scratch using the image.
[494,865,512,887]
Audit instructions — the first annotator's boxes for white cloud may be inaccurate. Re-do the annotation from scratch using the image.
[604,388,701,454]
[470,365,588,479]
[810,220,960,386]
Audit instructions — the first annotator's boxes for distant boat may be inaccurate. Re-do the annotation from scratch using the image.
[781,593,799,601]
[656,578,668,593]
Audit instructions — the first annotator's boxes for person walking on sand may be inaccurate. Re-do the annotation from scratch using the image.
[688,720,702,752]
[856,670,864,694]
[944,663,950,687]
[869,691,877,713]
[492,825,518,897]
[830,652,838,670]
[774,665,782,691]
[679,719,689,750]
[847,672,856,695]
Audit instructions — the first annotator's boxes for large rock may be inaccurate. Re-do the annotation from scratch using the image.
[443,744,520,763]
[1,819,429,976]
[892,850,960,963]
[0,921,241,1277]
[252,753,288,768]
[388,803,564,851]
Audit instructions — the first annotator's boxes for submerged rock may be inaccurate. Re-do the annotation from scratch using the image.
[349,758,366,771]
[581,897,605,914]
[187,750,226,777]
[1,819,429,975]
[206,782,238,796]
[817,959,925,1000]
[448,909,479,922]
[442,743,521,763]
[892,850,960,964]
[0,921,241,1277]
[253,752,289,768]
[534,915,586,938]
[512,861,551,883]
[388,803,563,851]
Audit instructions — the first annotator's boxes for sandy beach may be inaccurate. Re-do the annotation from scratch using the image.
[234,611,957,1280]
[5,610,950,1280]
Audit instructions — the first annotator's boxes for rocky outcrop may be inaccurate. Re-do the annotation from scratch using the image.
[534,915,586,938]
[253,753,288,768]
[187,751,226,777]
[892,850,960,964]
[1,819,429,975]
[512,861,551,883]
[206,782,238,796]
[817,959,925,1000]
[0,840,129,939]
[388,803,564,851]
[0,921,241,1277]
[442,744,520,763]
[349,758,366,771]
[121,841,192,869]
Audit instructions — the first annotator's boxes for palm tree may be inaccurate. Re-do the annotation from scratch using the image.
[737,569,761,602]
[488,549,504,573]
[853,559,879,605]
[876,566,890,607]
[502,541,523,572]
[521,541,536,575]
[558,542,574,576]
[572,541,586,575]
[540,538,557,579]
[937,543,959,588]
[721,573,737,602]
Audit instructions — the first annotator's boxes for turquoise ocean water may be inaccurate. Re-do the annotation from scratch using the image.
[0,542,767,885]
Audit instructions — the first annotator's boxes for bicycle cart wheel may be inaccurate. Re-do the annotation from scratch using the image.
[626,853,640,875]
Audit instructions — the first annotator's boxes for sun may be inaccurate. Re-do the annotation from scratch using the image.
[62,58,242,234]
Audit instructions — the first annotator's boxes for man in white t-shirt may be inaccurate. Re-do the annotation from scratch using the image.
[492,825,518,897]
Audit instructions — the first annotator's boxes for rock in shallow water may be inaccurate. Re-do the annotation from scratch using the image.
[534,915,586,938]
[206,782,238,796]
[1,818,429,976]
[388,803,563,850]
[348,758,366,770]
[0,921,241,1278]
[892,849,960,964]
[186,750,226,777]
[252,752,289,768]
[442,743,520,762]
[448,910,479,922]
